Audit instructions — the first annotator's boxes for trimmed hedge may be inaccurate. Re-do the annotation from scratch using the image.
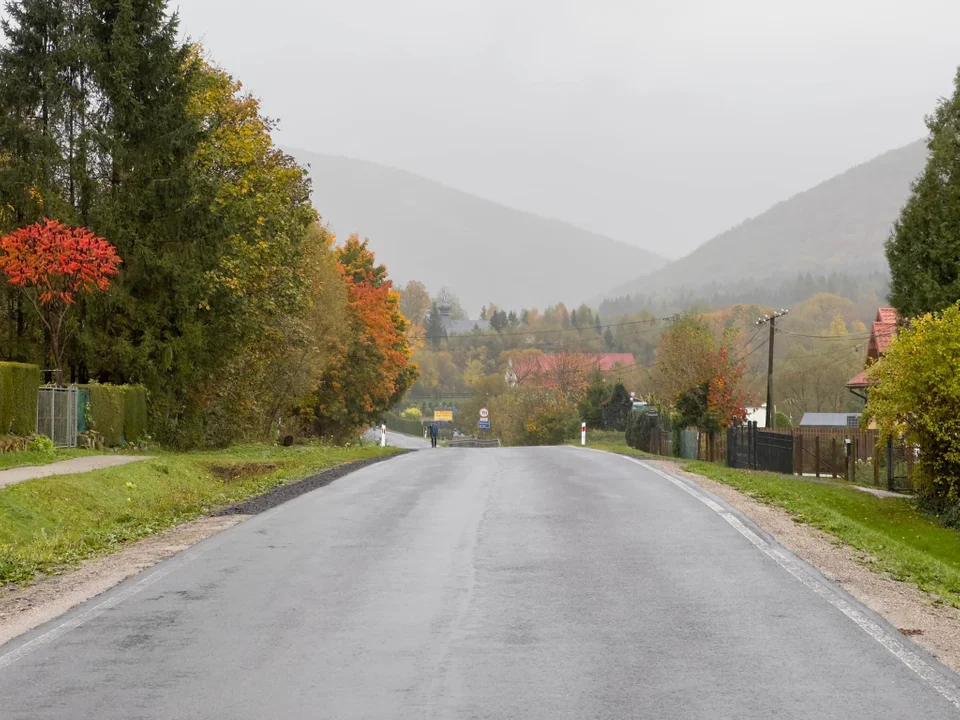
[383,412,426,437]
[123,385,148,443]
[80,384,148,446]
[0,362,41,435]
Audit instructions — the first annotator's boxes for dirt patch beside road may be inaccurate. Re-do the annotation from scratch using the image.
[648,457,960,674]
[212,452,409,515]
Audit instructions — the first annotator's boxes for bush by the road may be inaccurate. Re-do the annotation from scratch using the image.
[489,387,579,446]
[864,303,960,511]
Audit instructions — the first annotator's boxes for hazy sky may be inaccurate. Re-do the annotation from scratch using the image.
[175,0,958,259]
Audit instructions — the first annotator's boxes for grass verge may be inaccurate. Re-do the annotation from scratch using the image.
[0,442,400,586]
[0,447,106,472]
[574,430,653,458]
[682,461,960,607]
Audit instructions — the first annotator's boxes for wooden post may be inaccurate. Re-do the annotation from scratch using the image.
[874,439,880,486]
[797,433,804,476]
[815,436,820,478]
[887,436,895,492]
[831,437,838,478]
[907,444,915,490]
[852,437,859,484]
[845,438,852,482]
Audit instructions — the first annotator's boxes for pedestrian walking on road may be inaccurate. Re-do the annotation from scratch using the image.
[430,422,439,448]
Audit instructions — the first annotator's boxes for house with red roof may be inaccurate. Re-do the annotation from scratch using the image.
[505,353,635,388]
[846,307,899,401]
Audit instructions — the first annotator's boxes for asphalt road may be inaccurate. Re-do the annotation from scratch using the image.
[3,448,960,719]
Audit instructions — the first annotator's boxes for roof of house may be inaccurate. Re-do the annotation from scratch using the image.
[846,370,870,389]
[508,353,636,382]
[846,307,899,388]
[799,412,862,428]
[442,318,490,335]
[877,307,898,324]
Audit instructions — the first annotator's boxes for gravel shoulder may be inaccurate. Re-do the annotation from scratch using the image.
[647,457,960,673]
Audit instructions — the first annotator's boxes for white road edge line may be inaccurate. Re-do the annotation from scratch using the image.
[583,448,960,711]
[0,551,200,670]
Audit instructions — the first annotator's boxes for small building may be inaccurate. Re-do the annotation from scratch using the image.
[744,405,768,426]
[846,307,899,401]
[439,305,489,335]
[799,412,862,429]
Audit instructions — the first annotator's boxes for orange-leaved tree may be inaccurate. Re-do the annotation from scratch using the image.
[0,219,121,385]
[309,234,418,437]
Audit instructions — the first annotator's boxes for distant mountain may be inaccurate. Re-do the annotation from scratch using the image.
[602,140,928,306]
[290,150,666,313]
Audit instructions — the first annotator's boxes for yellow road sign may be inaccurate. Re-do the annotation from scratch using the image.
[434,410,453,422]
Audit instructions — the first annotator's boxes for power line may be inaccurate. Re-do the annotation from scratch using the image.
[774,327,895,341]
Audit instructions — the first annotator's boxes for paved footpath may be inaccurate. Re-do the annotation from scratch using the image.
[0,455,152,490]
[2,447,960,718]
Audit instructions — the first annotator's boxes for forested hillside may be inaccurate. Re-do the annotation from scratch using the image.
[604,141,927,306]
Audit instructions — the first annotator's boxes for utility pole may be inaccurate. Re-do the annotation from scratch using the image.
[756,309,789,429]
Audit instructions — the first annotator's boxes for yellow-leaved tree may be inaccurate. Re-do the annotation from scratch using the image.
[864,303,960,510]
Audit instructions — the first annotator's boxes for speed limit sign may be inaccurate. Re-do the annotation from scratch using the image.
[479,407,489,419]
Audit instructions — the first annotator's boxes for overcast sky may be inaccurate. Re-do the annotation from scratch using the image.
[175,0,959,259]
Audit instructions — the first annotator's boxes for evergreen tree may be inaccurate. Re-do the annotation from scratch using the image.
[490,309,508,333]
[604,326,616,350]
[887,66,960,317]
[426,302,446,347]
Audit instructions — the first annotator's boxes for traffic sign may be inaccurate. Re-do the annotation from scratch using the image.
[479,407,489,419]
[478,419,491,430]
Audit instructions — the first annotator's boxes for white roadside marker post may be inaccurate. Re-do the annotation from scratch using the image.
[381,424,387,448]
[581,422,586,446]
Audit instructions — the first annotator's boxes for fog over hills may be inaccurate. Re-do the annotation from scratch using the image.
[292,150,666,313]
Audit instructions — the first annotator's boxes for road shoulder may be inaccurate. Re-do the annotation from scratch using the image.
[0,515,248,646]
[644,456,960,674]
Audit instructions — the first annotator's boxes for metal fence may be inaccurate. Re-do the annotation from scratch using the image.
[727,422,794,474]
[448,437,500,448]
[36,386,78,448]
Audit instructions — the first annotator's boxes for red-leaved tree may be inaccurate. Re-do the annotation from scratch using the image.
[0,219,121,385]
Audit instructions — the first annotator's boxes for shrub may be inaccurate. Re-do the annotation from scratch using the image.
[775,411,792,429]
[28,435,55,453]
[83,384,127,446]
[626,408,660,452]
[489,388,579,447]
[400,407,422,421]
[864,302,960,508]
[0,362,42,435]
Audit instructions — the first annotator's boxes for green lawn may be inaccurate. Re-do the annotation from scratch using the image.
[0,447,107,472]
[0,442,400,586]
[578,430,652,458]
[682,461,960,606]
